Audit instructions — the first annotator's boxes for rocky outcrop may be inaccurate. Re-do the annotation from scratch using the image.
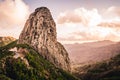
[18,7,70,71]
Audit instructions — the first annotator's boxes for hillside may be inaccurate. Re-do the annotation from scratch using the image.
[64,40,120,65]
[73,53,120,80]
[0,36,16,47]
[0,41,79,80]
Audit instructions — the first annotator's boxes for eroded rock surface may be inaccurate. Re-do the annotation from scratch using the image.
[18,7,70,71]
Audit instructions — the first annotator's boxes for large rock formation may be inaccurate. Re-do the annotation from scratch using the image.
[18,7,70,71]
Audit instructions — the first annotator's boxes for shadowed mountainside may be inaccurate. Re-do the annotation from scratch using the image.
[73,53,120,80]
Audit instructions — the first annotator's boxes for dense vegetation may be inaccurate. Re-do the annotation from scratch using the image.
[1,39,120,80]
[74,53,120,80]
[0,41,79,80]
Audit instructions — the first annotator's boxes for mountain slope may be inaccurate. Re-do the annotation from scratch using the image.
[0,36,16,47]
[64,40,120,65]
[0,41,79,80]
[73,53,120,80]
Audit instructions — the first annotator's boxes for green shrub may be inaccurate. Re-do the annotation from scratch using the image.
[0,74,11,80]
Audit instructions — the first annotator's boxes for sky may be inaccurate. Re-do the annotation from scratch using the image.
[0,0,120,44]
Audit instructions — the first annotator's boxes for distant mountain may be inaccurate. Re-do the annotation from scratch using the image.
[64,40,120,65]
[0,36,16,47]
[73,53,120,80]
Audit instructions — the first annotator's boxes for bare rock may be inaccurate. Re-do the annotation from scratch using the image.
[18,7,70,71]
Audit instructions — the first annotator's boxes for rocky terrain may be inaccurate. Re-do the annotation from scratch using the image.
[18,7,70,71]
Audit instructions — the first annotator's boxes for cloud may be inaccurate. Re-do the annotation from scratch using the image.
[57,8,102,26]
[108,6,120,15]
[0,0,29,29]
[72,27,120,41]
[98,6,120,28]
[58,25,120,43]
[56,7,120,43]
[0,26,23,38]
[103,6,120,18]
[98,21,120,28]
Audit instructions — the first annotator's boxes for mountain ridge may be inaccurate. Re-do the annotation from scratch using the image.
[0,36,16,47]
[73,53,120,80]
[64,40,120,65]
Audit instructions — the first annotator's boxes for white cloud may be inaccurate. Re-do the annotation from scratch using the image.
[57,8,102,26]
[0,0,29,38]
[105,6,120,17]
[57,7,120,43]
[102,6,120,21]
[98,21,120,28]
[98,6,120,28]
[0,0,29,29]
[57,23,120,43]
[0,26,23,38]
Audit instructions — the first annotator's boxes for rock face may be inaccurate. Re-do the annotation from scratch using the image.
[18,7,70,71]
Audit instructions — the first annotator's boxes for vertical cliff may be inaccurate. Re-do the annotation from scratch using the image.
[18,7,70,71]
